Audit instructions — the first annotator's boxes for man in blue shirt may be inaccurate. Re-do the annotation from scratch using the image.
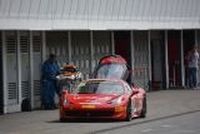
[42,54,60,109]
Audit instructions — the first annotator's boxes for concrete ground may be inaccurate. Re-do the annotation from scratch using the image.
[0,89,200,134]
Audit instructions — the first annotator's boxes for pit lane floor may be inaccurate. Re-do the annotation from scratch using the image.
[0,89,200,134]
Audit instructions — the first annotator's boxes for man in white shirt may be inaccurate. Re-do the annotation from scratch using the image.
[187,46,199,88]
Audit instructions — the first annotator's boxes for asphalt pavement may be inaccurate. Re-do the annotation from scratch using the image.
[0,89,200,134]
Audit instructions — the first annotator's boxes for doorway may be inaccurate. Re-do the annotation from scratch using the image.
[114,31,132,84]
[114,31,131,65]
[151,31,165,89]
[168,31,182,87]
[183,30,195,87]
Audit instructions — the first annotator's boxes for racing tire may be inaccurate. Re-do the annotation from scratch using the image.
[125,101,133,121]
[140,97,147,118]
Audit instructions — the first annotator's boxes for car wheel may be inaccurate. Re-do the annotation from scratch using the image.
[140,97,147,118]
[125,101,133,121]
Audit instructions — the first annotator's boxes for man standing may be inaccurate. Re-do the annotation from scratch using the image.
[42,54,60,109]
[187,46,199,89]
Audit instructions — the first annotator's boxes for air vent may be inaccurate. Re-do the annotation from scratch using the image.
[34,80,41,96]
[20,33,29,53]
[8,82,17,100]
[33,34,42,52]
[6,34,17,54]
[22,81,29,98]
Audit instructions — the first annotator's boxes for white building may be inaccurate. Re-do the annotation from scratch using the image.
[0,0,200,114]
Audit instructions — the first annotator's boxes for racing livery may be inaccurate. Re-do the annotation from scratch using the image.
[59,55,147,121]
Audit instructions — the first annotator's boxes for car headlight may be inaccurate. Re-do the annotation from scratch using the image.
[63,99,69,106]
[107,97,122,105]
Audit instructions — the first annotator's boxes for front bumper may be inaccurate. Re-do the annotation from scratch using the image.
[60,105,127,120]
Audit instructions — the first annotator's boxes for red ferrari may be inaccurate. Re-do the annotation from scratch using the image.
[59,55,147,121]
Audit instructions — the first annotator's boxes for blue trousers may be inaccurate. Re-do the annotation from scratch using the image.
[188,67,197,88]
[42,80,57,109]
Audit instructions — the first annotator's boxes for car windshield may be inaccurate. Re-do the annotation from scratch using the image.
[72,81,124,95]
[95,64,128,80]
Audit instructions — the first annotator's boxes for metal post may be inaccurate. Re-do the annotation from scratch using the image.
[90,31,94,73]
[130,31,134,83]
[29,31,34,109]
[180,30,185,87]
[17,31,22,110]
[2,31,7,113]
[111,31,115,54]
[148,31,152,91]
[195,30,198,46]
[68,31,72,63]
[165,30,169,89]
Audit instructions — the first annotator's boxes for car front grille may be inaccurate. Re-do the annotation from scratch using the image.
[65,109,114,117]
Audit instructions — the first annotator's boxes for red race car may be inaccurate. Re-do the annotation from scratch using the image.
[59,55,147,121]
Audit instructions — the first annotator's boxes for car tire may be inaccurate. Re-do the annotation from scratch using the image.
[125,101,133,121]
[140,97,147,118]
[60,118,67,122]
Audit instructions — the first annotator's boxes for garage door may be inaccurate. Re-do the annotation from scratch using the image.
[93,32,112,70]
[46,32,69,67]
[20,32,30,101]
[71,32,90,79]
[5,31,19,112]
[133,31,149,90]
[32,32,42,108]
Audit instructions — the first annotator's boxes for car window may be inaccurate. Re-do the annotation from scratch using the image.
[73,81,124,95]
[95,64,128,79]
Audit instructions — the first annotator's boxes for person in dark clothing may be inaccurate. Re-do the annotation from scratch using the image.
[42,54,60,109]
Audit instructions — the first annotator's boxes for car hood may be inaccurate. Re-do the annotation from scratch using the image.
[67,94,120,104]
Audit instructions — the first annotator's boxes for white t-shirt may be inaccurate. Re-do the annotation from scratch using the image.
[188,51,199,68]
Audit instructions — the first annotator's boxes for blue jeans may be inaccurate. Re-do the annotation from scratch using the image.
[188,67,197,88]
